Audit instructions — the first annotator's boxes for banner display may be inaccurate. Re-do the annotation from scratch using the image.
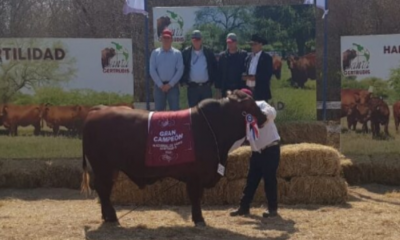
[153,5,317,122]
[340,34,400,156]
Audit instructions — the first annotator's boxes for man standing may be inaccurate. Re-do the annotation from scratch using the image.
[216,33,248,98]
[230,89,281,218]
[181,30,218,107]
[150,28,184,111]
[242,34,273,102]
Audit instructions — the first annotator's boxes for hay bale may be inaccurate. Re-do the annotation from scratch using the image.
[225,178,290,205]
[111,173,189,206]
[341,154,400,185]
[0,159,82,189]
[278,122,328,145]
[225,146,251,180]
[278,143,341,178]
[202,178,228,205]
[287,176,348,204]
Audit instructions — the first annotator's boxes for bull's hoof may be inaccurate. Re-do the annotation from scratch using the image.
[195,221,207,227]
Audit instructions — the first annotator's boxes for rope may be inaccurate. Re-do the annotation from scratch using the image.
[197,105,222,166]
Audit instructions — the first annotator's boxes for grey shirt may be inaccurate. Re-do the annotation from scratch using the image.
[150,47,184,88]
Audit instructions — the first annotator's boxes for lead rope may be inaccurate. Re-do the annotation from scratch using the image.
[197,105,222,166]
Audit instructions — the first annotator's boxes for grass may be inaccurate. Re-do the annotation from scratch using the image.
[0,185,400,240]
[340,107,400,155]
[175,63,317,122]
[0,135,81,159]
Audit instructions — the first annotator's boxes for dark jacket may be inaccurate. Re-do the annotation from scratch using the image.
[216,49,248,90]
[180,46,218,86]
[245,51,273,101]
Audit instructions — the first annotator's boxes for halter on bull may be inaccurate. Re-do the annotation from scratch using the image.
[80,89,267,226]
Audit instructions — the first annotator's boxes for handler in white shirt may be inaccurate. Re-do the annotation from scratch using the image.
[230,88,281,218]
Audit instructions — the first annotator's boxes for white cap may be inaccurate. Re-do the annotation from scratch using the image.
[368,86,374,92]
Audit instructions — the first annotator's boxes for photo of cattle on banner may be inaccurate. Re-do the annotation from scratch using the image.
[341,36,400,144]
[0,103,134,137]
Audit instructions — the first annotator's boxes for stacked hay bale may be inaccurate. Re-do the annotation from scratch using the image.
[341,154,400,185]
[111,143,348,205]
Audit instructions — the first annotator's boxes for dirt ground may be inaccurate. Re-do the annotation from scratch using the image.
[1,184,400,240]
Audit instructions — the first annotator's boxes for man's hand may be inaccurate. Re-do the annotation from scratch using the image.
[162,84,172,92]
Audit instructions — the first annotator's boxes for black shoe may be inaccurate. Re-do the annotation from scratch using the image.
[262,210,278,218]
[230,207,249,217]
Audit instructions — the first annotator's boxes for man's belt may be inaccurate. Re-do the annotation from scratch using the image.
[260,140,280,151]
[188,81,210,87]
[162,81,169,85]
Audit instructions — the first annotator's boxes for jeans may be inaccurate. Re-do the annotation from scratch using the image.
[239,144,281,211]
[153,84,180,111]
[187,85,212,108]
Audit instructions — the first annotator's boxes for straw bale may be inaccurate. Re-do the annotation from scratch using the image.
[341,154,400,185]
[287,176,348,204]
[225,178,290,205]
[111,173,189,206]
[0,159,82,189]
[277,143,341,178]
[277,122,328,145]
[202,178,228,205]
[225,146,251,180]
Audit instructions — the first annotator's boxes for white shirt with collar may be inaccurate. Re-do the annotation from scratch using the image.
[228,100,280,153]
[248,51,262,75]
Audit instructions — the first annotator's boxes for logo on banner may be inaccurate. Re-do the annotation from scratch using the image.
[101,41,130,74]
[156,10,184,42]
[342,43,370,76]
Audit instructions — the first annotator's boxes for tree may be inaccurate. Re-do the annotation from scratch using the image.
[389,66,400,100]
[0,38,77,103]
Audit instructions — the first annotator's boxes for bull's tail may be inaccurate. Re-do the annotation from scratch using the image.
[80,144,92,196]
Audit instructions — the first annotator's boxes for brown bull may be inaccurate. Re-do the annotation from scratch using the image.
[341,89,372,130]
[286,53,316,88]
[272,55,282,80]
[369,97,390,138]
[1,104,45,136]
[342,49,357,70]
[80,90,267,226]
[393,101,400,133]
[42,105,84,135]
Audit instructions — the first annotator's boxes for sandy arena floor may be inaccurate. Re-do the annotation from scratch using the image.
[1,184,400,240]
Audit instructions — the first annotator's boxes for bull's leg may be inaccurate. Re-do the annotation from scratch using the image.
[384,123,389,136]
[186,180,205,227]
[10,125,18,136]
[395,117,399,133]
[33,123,40,136]
[53,125,60,136]
[94,171,118,223]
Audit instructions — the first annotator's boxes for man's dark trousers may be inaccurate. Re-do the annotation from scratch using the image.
[187,84,212,107]
[239,144,280,212]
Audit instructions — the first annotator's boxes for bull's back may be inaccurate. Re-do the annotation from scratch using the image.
[4,105,41,126]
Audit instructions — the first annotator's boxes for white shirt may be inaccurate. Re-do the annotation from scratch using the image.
[251,101,281,151]
[228,100,280,153]
[248,51,262,75]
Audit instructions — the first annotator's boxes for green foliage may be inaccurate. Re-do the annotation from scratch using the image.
[0,39,77,104]
[191,5,316,56]
[389,66,400,100]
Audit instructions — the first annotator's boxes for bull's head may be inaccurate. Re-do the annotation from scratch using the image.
[226,90,267,128]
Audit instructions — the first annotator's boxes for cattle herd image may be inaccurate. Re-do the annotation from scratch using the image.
[154,5,317,122]
[340,36,400,156]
